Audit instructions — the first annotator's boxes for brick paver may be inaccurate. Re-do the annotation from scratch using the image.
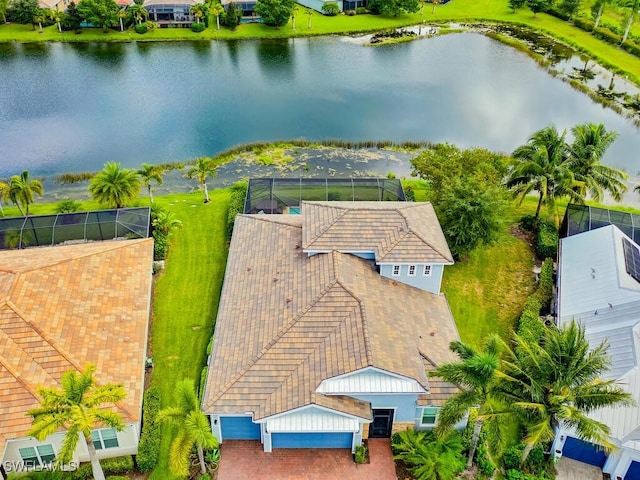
[555,457,602,480]
[217,439,397,480]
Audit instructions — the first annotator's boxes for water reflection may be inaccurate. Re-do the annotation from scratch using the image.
[257,39,295,79]
[66,42,126,68]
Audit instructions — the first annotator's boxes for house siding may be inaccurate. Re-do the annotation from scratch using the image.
[379,264,444,294]
[350,394,417,422]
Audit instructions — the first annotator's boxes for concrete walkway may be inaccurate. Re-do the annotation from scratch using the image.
[217,439,397,480]
[555,457,603,480]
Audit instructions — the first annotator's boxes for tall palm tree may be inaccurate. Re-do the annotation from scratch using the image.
[305,8,312,28]
[190,3,205,23]
[506,125,582,226]
[211,2,224,29]
[157,379,218,477]
[493,321,633,463]
[89,162,142,208]
[186,157,216,203]
[8,170,43,216]
[48,8,62,32]
[621,0,638,44]
[128,3,148,24]
[26,364,126,480]
[568,123,627,202]
[137,163,164,203]
[0,180,9,216]
[430,335,501,469]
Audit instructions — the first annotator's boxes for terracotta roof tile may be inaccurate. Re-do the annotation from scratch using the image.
[0,238,154,456]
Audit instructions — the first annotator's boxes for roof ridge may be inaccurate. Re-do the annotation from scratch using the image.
[242,215,302,229]
[206,278,343,406]
[305,204,348,248]
[397,208,453,262]
[0,349,42,402]
[376,216,408,259]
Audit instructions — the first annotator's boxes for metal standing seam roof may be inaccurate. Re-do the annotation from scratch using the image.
[301,202,454,264]
[202,211,460,421]
[558,225,640,442]
[0,238,154,458]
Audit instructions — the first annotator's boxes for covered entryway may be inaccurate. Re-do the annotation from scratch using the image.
[370,409,393,438]
[561,437,607,467]
[625,460,640,479]
[272,432,353,449]
[220,416,261,440]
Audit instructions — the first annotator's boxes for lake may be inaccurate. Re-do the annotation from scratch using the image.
[0,32,639,182]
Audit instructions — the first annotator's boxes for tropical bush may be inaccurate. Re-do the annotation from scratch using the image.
[355,6,366,13]
[354,444,367,464]
[135,22,147,33]
[68,456,134,480]
[321,2,340,15]
[536,220,558,260]
[191,21,205,32]
[392,429,465,480]
[136,387,162,472]
[226,181,248,239]
[55,199,82,213]
[593,27,622,44]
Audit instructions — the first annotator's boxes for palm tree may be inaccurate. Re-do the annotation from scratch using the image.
[392,429,465,480]
[128,3,148,24]
[137,163,164,203]
[305,9,312,28]
[506,125,582,226]
[621,0,638,44]
[48,8,62,32]
[568,123,628,202]
[186,157,216,203]
[430,335,501,469]
[0,180,9,216]
[157,379,218,477]
[34,11,44,32]
[26,364,126,480]
[8,170,43,216]
[493,321,633,463]
[89,162,142,208]
[211,2,224,29]
[290,5,298,29]
[152,210,182,238]
[118,7,126,31]
[190,3,205,23]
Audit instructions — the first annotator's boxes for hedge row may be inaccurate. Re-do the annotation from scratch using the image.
[69,456,134,480]
[536,221,558,260]
[226,182,248,240]
[517,258,554,344]
[135,387,161,472]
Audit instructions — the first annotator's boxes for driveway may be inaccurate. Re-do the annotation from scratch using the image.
[217,439,397,480]
[555,457,603,480]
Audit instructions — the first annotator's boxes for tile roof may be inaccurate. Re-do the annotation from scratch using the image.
[417,356,460,407]
[301,202,453,264]
[0,238,154,457]
[202,213,459,420]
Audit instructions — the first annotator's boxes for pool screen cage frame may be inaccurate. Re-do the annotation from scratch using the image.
[243,178,406,214]
[560,203,640,243]
[0,207,151,251]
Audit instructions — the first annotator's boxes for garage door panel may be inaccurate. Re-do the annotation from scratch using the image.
[220,416,261,440]
[562,437,607,468]
[625,460,640,479]
[271,432,352,449]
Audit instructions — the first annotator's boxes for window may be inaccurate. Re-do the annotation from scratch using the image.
[423,265,432,276]
[421,407,438,426]
[408,265,416,276]
[392,265,400,276]
[19,445,55,468]
[92,428,119,450]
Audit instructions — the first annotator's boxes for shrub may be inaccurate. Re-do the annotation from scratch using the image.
[136,387,162,472]
[199,365,209,400]
[321,1,340,15]
[106,477,129,480]
[546,5,570,20]
[593,27,622,45]
[354,444,367,464]
[345,9,356,14]
[153,236,168,261]
[135,23,147,34]
[198,475,211,480]
[536,220,558,260]
[191,21,205,32]
[69,456,134,480]
[226,181,248,240]
[519,214,538,232]
[502,443,525,470]
[355,6,366,13]
[55,199,83,213]
[622,40,640,57]
[404,186,415,202]
[572,16,594,32]
[536,258,554,307]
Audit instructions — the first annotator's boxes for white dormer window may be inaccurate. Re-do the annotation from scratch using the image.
[392,265,400,276]
[423,265,432,276]
[408,265,416,276]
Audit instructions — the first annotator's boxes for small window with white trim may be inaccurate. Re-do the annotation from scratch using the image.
[392,265,400,276]
[408,265,416,276]
[421,407,438,426]
[19,445,55,468]
[423,265,432,276]
[92,428,119,450]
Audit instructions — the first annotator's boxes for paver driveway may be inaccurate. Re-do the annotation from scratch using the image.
[555,457,602,480]
[217,438,397,480]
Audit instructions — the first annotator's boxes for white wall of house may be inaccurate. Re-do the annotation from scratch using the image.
[379,263,444,294]
[1,423,139,475]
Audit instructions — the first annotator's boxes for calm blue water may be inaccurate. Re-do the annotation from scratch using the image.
[0,33,638,179]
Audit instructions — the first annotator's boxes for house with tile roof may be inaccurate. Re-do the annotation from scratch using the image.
[201,201,460,452]
[0,238,154,478]
[552,225,640,480]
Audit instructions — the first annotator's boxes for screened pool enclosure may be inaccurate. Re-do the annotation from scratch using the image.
[0,207,151,250]
[560,203,640,243]
[243,178,406,214]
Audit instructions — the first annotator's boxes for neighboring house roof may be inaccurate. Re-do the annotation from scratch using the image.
[0,238,154,458]
[558,225,640,444]
[202,213,459,421]
[301,202,453,264]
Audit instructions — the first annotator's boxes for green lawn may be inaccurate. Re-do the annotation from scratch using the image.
[2,0,640,84]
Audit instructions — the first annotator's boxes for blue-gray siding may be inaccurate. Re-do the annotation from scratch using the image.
[351,394,418,422]
[379,264,444,294]
[220,416,261,440]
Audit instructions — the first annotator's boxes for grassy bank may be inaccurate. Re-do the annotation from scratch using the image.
[2,0,640,85]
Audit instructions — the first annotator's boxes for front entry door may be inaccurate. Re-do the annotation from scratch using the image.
[370,409,394,438]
